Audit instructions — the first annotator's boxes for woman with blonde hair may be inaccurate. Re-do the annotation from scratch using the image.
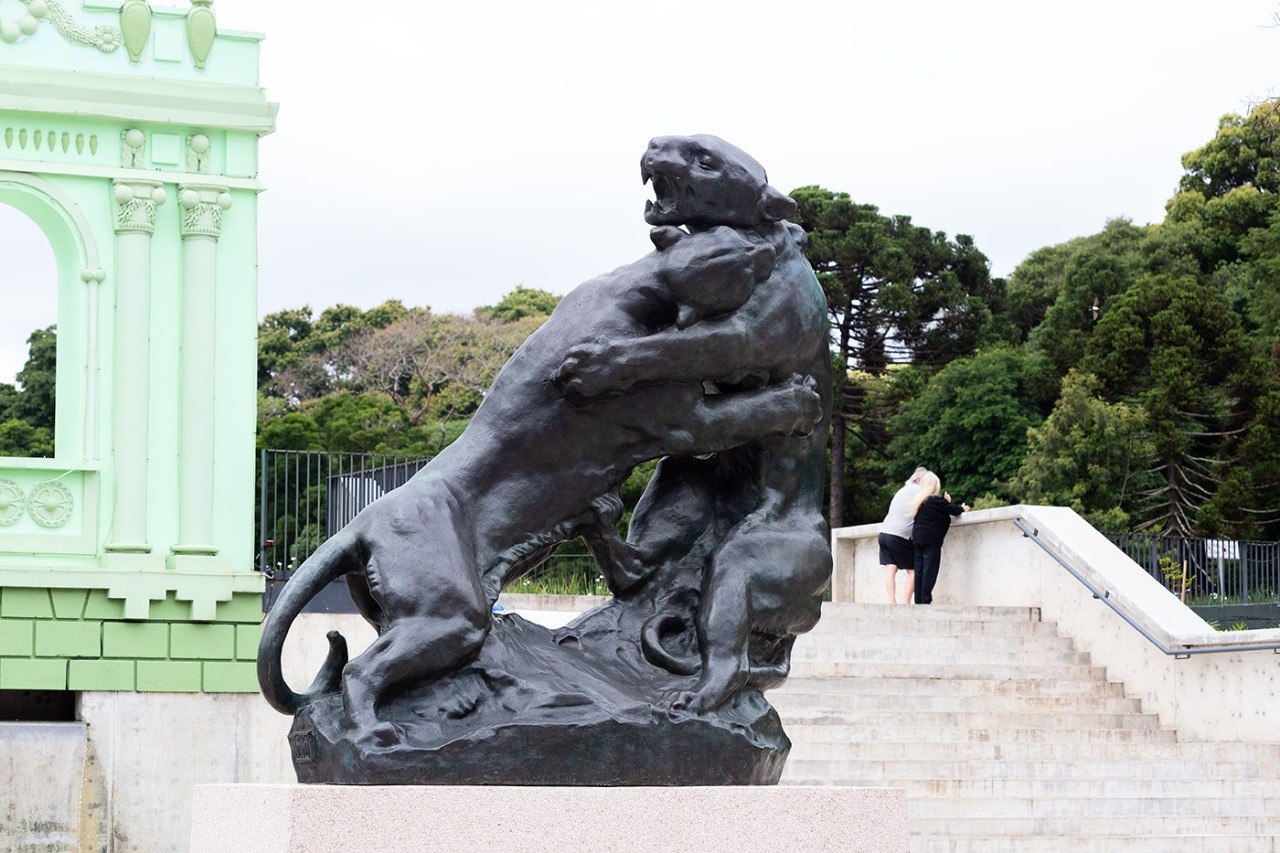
[879,466,928,604]
[907,472,968,605]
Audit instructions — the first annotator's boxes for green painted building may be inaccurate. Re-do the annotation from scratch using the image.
[0,1,272,695]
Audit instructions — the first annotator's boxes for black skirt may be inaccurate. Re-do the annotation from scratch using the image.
[878,532,914,569]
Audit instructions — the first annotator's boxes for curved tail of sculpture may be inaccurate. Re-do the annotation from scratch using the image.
[641,613,699,675]
[257,531,359,714]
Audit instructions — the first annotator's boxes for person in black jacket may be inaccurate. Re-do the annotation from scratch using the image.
[907,472,968,605]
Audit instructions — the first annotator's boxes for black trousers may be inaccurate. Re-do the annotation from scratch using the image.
[913,544,942,604]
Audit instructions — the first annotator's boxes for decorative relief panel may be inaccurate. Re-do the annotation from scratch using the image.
[0,480,25,526]
[28,480,74,528]
[121,128,145,168]
[186,134,210,172]
[186,0,215,69]
[120,0,151,63]
[4,127,98,157]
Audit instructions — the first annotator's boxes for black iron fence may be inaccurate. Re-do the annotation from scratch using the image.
[1105,533,1280,606]
[257,450,429,577]
[257,449,608,610]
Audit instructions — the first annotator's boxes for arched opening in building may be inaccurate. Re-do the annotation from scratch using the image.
[0,202,58,457]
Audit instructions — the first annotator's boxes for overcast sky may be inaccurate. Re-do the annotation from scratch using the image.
[1,1,1278,382]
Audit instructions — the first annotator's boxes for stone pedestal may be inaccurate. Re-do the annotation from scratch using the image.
[190,784,907,852]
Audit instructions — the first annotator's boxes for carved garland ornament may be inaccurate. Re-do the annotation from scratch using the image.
[121,128,145,169]
[186,134,211,173]
[0,0,121,52]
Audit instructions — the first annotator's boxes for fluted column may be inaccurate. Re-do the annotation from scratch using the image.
[171,185,231,560]
[105,179,165,554]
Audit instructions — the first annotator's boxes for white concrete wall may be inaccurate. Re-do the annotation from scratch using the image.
[72,611,371,851]
[0,722,88,851]
[833,505,1280,743]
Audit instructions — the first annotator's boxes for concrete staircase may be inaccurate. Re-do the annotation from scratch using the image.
[774,602,1280,852]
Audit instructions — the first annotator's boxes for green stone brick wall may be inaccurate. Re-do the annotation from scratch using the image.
[0,588,262,692]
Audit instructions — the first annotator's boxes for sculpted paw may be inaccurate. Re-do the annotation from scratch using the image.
[552,338,625,403]
[667,686,728,715]
[440,676,487,720]
[661,689,694,713]
[611,563,655,597]
[590,493,625,530]
[353,720,402,747]
[782,373,823,436]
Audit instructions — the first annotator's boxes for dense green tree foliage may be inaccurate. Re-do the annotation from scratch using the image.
[1011,371,1150,532]
[12,326,56,431]
[477,286,561,323]
[1017,220,1146,376]
[1178,99,1280,199]
[819,98,1280,539]
[790,185,1008,526]
[0,326,56,457]
[1201,390,1280,538]
[1238,208,1280,353]
[887,348,1047,503]
[256,293,551,458]
[254,291,558,566]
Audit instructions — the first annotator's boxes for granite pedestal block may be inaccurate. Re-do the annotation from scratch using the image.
[190,784,907,852]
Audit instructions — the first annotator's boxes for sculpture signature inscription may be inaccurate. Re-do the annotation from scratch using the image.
[258,135,832,785]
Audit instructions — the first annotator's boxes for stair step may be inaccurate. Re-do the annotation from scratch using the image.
[773,676,1127,699]
[770,691,1141,714]
[820,603,1041,622]
[784,724,1176,745]
[805,616,1063,638]
[911,834,1279,853]
[794,633,1076,652]
[788,661,1105,680]
[791,647,1089,665]
[785,739,1280,762]
[779,776,1279,798]
[778,709,1161,730]
[905,814,1280,837]
[780,601,1280,845]
[906,796,1280,819]
[780,757,1276,780]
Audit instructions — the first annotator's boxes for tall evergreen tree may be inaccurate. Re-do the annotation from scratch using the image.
[790,186,1003,525]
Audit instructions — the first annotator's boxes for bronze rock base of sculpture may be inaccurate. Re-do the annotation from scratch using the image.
[287,606,788,786]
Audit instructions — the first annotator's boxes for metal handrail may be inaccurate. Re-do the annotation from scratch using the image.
[1013,519,1280,658]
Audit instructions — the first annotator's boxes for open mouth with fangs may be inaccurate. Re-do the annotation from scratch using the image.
[642,166,683,219]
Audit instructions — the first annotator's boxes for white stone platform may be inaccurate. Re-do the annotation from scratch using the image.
[190,784,906,852]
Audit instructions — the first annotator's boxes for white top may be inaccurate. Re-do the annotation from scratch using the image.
[881,480,920,540]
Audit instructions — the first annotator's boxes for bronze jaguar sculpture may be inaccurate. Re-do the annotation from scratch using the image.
[259,135,832,785]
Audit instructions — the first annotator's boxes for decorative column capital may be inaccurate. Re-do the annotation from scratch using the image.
[113,179,166,235]
[178,184,232,239]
